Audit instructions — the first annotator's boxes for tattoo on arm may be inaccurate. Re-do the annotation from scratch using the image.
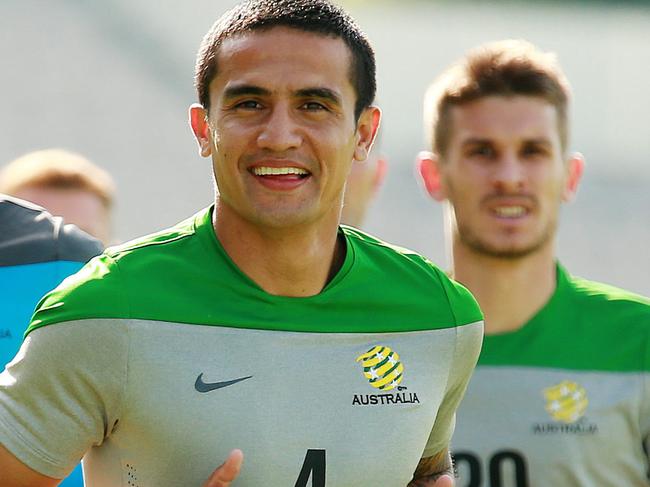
[407,449,454,486]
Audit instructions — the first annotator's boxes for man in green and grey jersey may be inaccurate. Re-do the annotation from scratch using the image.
[0,1,482,486]
[417,40,650,486]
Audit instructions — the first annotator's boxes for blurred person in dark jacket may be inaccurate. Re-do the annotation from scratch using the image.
[0,149,115,245]
[0,194,102,487]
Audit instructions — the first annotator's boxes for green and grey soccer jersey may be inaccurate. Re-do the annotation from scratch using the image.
[452,264,650,487]
[0,207,483,486]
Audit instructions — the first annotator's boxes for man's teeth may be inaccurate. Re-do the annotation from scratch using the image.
[252,167,309,176]
[494,206,526,218]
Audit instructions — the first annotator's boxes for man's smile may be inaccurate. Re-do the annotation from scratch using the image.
[492,205,528,218]
[483,195,536,220]
[250,166,310,177]
[247,162,313,190]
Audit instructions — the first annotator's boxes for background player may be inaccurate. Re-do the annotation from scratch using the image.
[0,194,102,487]
[0,195,102,365]
[0,149,115,245]
[0,149,113,486]
[417,39,650,486]
[340,140,387,228]
[0,1,481,485]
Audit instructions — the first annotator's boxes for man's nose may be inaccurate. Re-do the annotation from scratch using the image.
[256,105,302,152]
[492,151,525,192]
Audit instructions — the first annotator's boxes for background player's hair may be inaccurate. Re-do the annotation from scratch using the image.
[424,39,571,157]
[194,0,376,121]
[0,149,115,210]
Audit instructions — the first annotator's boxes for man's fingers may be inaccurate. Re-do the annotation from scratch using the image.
[203,449,244,487]
[432,474,454,487]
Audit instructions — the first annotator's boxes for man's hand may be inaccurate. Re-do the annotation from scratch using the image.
[201,447,452,486]
[0,444,60,487]
[408,473,454,487]
[407,449,455,486]
[202,449,244,487]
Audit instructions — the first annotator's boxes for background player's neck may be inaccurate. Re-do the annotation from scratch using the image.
[213,202,343,298]
[451,239,557,336]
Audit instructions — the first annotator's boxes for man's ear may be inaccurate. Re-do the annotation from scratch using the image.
[353,106,381,162]
[189,104,212,158]
[563,152,585,202]
[416,151,446,201]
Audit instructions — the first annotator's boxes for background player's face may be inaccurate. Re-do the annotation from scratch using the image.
[438,96,578,259]
[199,27,377,229]
[341,151,387,228]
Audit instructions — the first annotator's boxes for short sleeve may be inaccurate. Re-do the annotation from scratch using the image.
[440,275,483,327]
[422,321,483,457]
[26,252,129,337]
[0,319,128,479]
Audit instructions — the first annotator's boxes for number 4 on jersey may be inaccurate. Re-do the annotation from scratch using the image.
[295,449,326,487]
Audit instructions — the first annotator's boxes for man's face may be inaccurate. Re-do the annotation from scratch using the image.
[13,186,110,244]
[198,26,377,229]
[437,96,576,259]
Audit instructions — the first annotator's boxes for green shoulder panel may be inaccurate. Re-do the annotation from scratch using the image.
[340,226,483,329]
[564,273,650,372]
[26,253,128,336]
[25,212,199,337]
[27,211,478,334]
[439,276,484,327]
[479,264,650,372]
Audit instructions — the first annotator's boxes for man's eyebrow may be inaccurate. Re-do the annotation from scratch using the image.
[524,137,553,146]
[295,87,342,106]
[222,85,271,100]
[461,137,492,146]
[460,137,553,148]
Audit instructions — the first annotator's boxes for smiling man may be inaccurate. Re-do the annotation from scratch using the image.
[417,40,650,486]
[0,1,482,486]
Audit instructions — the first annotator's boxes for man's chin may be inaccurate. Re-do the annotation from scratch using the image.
[464,238,548,260]
[249,208,316,229]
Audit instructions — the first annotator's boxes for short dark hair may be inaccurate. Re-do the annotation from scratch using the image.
[425,40,571,156]
[195,0,376,120]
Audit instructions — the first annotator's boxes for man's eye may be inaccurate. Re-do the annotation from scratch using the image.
[468,146,494,157]
[301,102,327,111]
[522,145,546,157]
[234,100,262,110]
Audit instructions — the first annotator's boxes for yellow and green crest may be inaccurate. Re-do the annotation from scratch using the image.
[356,345,404,391]
[543,380,588,423]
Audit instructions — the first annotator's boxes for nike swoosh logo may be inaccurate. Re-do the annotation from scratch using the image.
[194,373,253,393]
